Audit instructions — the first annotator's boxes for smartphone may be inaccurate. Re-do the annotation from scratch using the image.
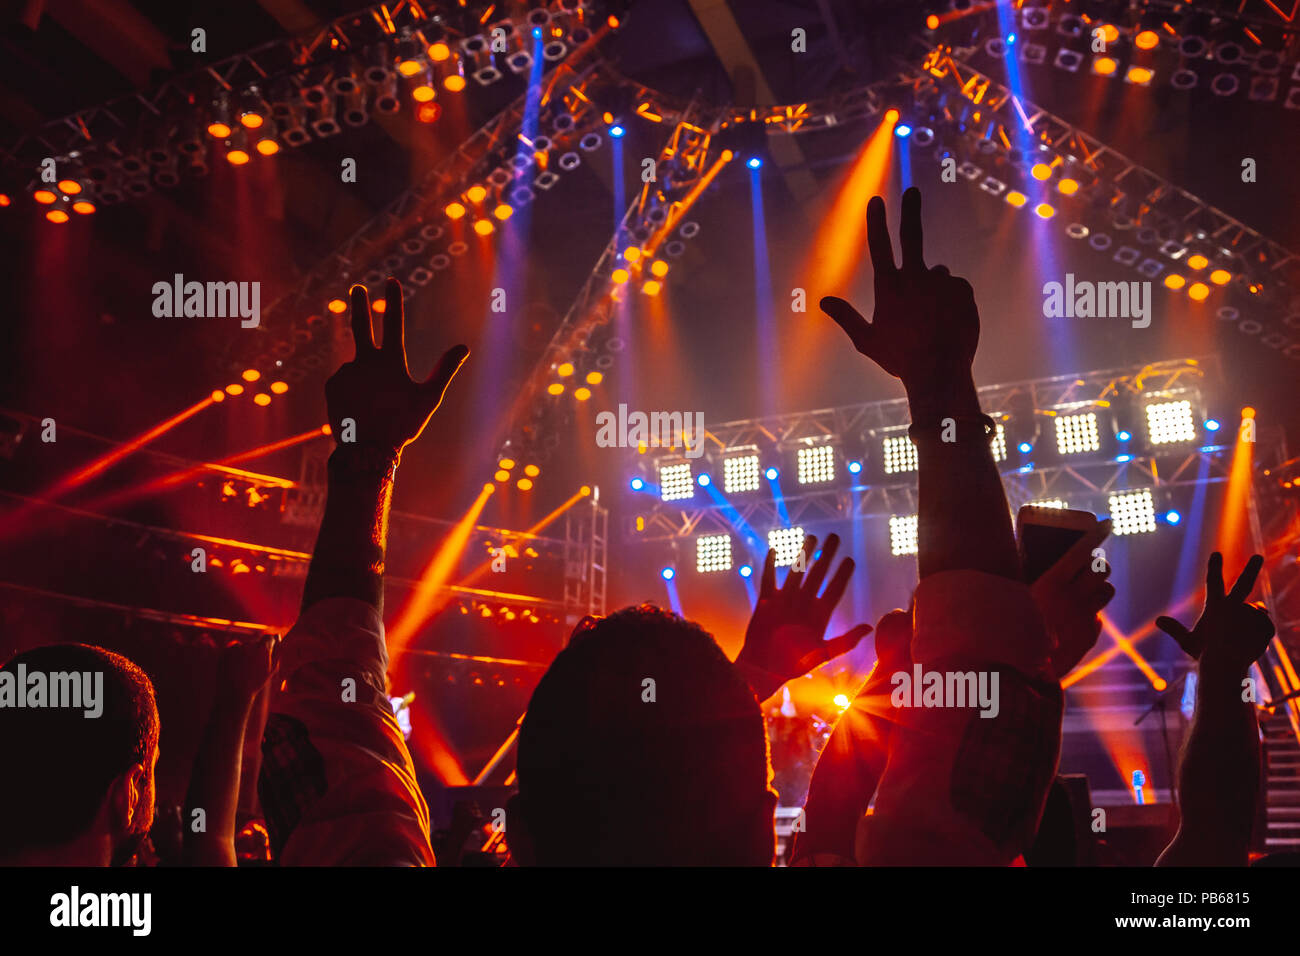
[1016,506,1105,583]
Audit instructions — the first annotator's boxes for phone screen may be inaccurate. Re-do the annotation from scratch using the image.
[1020,522,1089,584]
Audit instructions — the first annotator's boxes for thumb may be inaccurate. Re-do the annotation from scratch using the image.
[802,623,874,671]
[1155,615,1199,658]
[820,296,877,358]
[423,345,470,403]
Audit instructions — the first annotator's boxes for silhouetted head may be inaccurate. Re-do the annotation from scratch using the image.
[511,605,776,865]
[0,644,159,865]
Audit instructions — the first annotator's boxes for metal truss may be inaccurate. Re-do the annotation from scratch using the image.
[563,489,608,624]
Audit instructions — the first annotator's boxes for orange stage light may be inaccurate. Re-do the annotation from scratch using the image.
[225,383,245,396]
[444,74,466,92]
[1188,283,1210,301]
[226,149,251,166]
[473,219,494,236]
[641,279,662,296]
[1005,190,1028,207]
[327,298,348,314]
[416,103,442,124]
[1187,254,1209,270]
[428,42,451,61]
[45,210,69,223]
[445,201,466,220]
[412,84,436,103]
[1210,269,1231,286]
[1034,203,1055,219]
[372,299,387,313]
[611,268,629,284]
[585,371,603,385]
[1057,178,1079,195]
[270,381,288,394]
[207,122,232,138]
[57,179,82,195]
[256,138,280,156]
[1135,30,1159,49]
[253,393,271,406]
[466,185,487,203]
[242,369,261,382]
[524,465,540,477]
[650,259,669,277]
[557,363,574,377]
[547,383,564,396]
[239,111,264,129]
[494,469,510,482]
[574,387,591,401]
[498,458,515,470]
[33,190,57,204]
[1030,163,1052,181]
[211,390,226,403]
[926,14,939,30]
[493,203,513,221]
[1094,57,1118,75]
[517,478,534,491]
[398,59,424,77]
[72,200,96,215]
[1164,274,1186,290]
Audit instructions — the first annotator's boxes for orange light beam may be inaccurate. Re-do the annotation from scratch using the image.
[1216,410,1256,576]
[1100,614,1167,691]
[643,148,735,259]
[1062,593,1197,688]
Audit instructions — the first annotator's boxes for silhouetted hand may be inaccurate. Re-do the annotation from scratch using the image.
[1157,553,1274,675]
[1031,521,1115,680]
[736,533,872,701]
[219,633,278,700]
[326,277,469,455]
[820,187,979,393]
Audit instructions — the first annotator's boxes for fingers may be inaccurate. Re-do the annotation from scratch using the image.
[349,285,376,355]
[818,555,856,613]
[1083,581,1117,614]
[866,195,896,274]
[1226,554,1265,605]
[872,609,912,668]
[899,186,925,272]
[1156,615,1201,659]
[383,277,405,364]
[783,535,816,592]
[760,547,777,599]
[820,296,877,357]
[1206,551,1225,605]
[422,344,471,405]
[803,533,840,596]
[819,623,874,664]
[931,264,950,277]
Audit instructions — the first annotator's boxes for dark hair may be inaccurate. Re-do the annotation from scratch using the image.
[516,605,771,865]
[0,644,159,855]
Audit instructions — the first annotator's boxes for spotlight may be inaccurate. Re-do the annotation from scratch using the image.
[697,474,711,487]
[881,434,918,474]
[1204,419,1221,432]
[1165,510,1182,525]
[696,534,732,573]
[1145,400,1197,444]
[661,567,675,581]
[764,467,779,481]
[1109,489,1157,535]
[1055,412,1101,455]
[723,453,761,493]
[796,445,836,485]
[1117,430,1132,442]
[609,124,626,138]
[894,125,912,138]
[658,462,694,501]
[889,514,919,556]
[747,156,763,168]
[767,527,807,567]
[738,565,753,578]
[630,476,645,491]
[847,460,862,475]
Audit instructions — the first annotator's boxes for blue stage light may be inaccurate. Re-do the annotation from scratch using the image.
[609,124,625,138]
[765,467,779,480]
[697,473,711,487]
[738,565,753,578]
[747,156,762,169]
[1165,510,1182,525]
[629,476,644,491]
[661,567,675,581]
[1007,33,1016,44]
[1116,430,1132,442]
[895,124,912,138]
[1017,441,1033,454]
[1115,454,1133,463]
[1204,418,1221,432]
[532,26,543,39]
[847,460,863,474]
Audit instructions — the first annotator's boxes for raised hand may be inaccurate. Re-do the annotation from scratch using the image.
[1030,521,1116,680]
[819,187,979,392]
[219,633,278,700]
[735,533,872,701]
[1156,553,1274,675]
[326,277,469,455]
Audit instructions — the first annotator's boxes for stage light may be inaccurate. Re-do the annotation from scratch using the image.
[33,189,57,204]
[1018,442,1033,454]
[493,203,513,220]
[1093,57,1118,76]
[467,185,487,203]
[1117,429,1132,441]
[57,179,82,195]
[444,74,467,92]
[797,445,836,484]
[398,57,424,77]
[834,694,851,710]
[524,465,540,477]
[1126,67,1154,85]
[926,14,939,30]
[473,219,494,236]
[1135,30,1159,50]
[894,126,911,138]
[225,383,244,396]
[557,362,574,377]
[1204,419,1221,432]
[990,423,1007,462]
[226,148,251,166]
[207,121,233,139]
[242,369,261,382]
[1210,270,1231,286]
[623,247,642,263]
[650,260,669,277]
[1187,254,1209,270]
[270,381,288,394]
[1241,406,1256,420]
[574,387,591,401]
[417,102,442,124]
[641,280,662,296]
[517,478,534,491]
[697,474,711,487]
[847,460,862,475]
[1115,454,1133,463]
[499,458,515,470]
[240,110,266,130]
[1099,24,1119,44]
[661,567,675,581]
[739,564,753,578]
[1165,510,1182,525]
[611,268,630,284]
[585,371,603,385]
[1034,203,1055,219]
[659,463,694,501]
[1005,190,1028,207]
[547,383,564,396]
[1055,412,1101,455]
[428,41,451,61]
[72,201,96,215]
[609,124,626,138]
[696,534,733,573]
[768,526,807,567]
[881,435,918,474]
[884,109,899,123]
[256,137,280,156]
[1164,274,1186,290]
[1188,281,1212,301]
[889,514,919,556]
[1146,399,1197,445]
[1027,499,1067,509]
[765,467,779,481]
[412,84,436,103]
[724,454,761,493]
[494,469,509,482]
[372,299,387,313]
[630,476,644,491]
[328,298,348,313]
[1057,178,1079,195]
[1109,489,1157,535]
[1006,33,1016,44]
[253,393,271,406]
[1030,163,1052,181]
[445,201,466,220]
[211,390,225,403]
